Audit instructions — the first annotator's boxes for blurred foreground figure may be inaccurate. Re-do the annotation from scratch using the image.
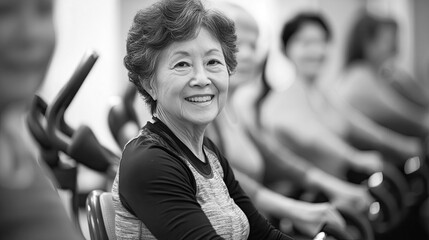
[0,0,84,239]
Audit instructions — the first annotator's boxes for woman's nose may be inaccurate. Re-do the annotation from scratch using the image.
[190,64,211,87]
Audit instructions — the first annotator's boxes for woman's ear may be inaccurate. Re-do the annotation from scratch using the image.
[141,77,157,101]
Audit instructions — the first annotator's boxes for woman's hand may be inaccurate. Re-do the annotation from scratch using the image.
[391,136,422,160]
[287,202,346,237]
[349,150,384,174]
[306,168,373,213]
[330,181,373,213]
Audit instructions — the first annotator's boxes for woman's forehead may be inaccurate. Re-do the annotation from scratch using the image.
[290,23,329,43]
[162,28,223,58]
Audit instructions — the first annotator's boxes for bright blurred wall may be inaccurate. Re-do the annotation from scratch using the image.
[38,0,123,191]
[39,0,122,152]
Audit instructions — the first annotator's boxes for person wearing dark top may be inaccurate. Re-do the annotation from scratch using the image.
[112,0,293,239]
[0,0,85,239]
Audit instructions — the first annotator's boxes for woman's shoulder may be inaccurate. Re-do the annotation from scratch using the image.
[122,120,178,157]
[338,63,379,95]
[342,62,377,84]
[120,134,192,179]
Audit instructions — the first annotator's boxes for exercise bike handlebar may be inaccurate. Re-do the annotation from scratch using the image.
[67,125,119,179]
[45,50,120,178]
[27,95,61,167]
[28,95,50,149]
[46,50,99,153]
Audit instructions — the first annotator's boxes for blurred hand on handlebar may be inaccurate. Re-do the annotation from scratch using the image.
[401,137,422,159]
[330,181,373,213]
[349,150,384,174]
[307,168,374,213]
[313,232,326,240]
[291,202,346,237]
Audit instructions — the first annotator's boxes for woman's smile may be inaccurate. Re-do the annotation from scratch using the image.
[185,94,215,104]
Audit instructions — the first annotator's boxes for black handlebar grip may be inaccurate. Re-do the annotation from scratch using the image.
[46,51,99,153]
[68,125,119,174]
[338,207,374,240]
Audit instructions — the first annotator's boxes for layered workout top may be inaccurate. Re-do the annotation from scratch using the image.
[112,118,293,240]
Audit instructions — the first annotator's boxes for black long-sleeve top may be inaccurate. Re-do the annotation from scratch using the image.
[111,118,293,240]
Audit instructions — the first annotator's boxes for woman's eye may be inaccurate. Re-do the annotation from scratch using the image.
[174,61,190,68]
[207,59,221,66]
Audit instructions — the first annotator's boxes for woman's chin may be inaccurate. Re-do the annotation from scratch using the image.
[181,100,224,126]
[183,111,219,127]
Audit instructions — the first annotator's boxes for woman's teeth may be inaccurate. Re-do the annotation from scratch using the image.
[186,95,213,103]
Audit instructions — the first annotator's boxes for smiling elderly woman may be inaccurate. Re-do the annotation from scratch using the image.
[111,0,294,239]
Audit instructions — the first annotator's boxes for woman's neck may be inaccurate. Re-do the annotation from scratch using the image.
[155,109,206,161]
[353,60,381,73]
[227,85,237,105]
[300,72,317,87]
[0,99,14,118]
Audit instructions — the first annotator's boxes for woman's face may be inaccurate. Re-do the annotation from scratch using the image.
[366,25,397,65]
[231,12,259,89]
[286,22,329,81]
[152,27,229,127]
[0,0,55,108]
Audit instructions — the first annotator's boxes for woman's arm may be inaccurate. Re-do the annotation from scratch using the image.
[233,169,346,237]
[119,146,224,240]
[338,66,429,137]
[382,60,429,108]
[323,91,421,162]
[268,120,383,176]
[247,128,373,213]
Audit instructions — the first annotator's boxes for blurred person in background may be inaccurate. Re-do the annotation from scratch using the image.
[260,12,421,179]
[277,13,421,165]
[262,13,370,177]
[207,2,346,237]
[226,10,376,214]
[247,13,377,213]
[0,0,84,239]
[337,13,429,139]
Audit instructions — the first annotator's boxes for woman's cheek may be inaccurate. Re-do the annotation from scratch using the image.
[218,70,230,92]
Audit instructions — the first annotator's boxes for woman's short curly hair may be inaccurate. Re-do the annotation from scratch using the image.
[124,0,237,114]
